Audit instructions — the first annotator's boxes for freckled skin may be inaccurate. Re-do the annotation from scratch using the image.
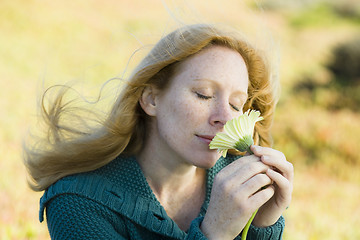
[153,45,249,169]
[138,45,294,238]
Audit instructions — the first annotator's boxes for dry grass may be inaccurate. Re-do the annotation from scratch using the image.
[1,0,359,239]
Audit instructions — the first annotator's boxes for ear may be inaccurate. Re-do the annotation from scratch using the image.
[139,86,159,117]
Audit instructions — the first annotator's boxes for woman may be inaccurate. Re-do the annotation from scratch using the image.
[24,24,293,239]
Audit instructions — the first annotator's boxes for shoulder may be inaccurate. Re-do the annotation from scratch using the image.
[45,193,128,239]
[40,155,160,223]
[40,155,141,222]
[39,155,139,238]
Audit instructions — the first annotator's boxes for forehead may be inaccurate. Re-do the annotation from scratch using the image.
[171,45,249,87]
[179,45,245,70]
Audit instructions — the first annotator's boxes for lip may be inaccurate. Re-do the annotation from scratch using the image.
[196,134,216,145]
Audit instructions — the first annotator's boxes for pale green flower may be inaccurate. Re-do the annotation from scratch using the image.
[209,109,264,157]
[209,109,264,240]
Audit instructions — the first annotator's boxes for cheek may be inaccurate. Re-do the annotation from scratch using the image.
[158,96,209,133]
[177,99,210,125]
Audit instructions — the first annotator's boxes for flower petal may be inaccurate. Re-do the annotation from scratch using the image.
[209,110,263,156]
[224,119,240,140]
[209,133,236,149]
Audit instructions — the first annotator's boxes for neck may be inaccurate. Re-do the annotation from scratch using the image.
[137,145,204,196]
[136,134,207,231]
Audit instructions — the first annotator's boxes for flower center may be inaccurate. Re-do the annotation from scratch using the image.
[234,135,254,153]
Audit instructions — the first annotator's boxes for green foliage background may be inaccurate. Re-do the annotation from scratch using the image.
[1,0,359,239]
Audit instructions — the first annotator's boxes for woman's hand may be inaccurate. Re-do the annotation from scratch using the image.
[201,154,276,240]
[250,145,294,227]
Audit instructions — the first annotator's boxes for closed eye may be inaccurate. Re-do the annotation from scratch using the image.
[195,92,213,100]
[230,103,240,112]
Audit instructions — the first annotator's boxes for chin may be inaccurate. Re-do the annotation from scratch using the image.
[193,153,220,169]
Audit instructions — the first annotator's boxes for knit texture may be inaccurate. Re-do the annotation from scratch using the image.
[40,155,285,239]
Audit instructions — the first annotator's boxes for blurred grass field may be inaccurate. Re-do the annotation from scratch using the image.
[1,0,359,239]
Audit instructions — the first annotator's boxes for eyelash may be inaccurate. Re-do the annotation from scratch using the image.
[195,92,213,100]
[195,92,241,112]
[230,104,240,112]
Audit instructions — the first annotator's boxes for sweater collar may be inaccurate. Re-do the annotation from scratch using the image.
[106,156,210,236]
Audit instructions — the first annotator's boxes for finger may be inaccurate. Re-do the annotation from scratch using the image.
[251,145,283,160]
[237,161,270,184]
[262,155,294,182]
[250,145,268,157]
[218,154,262,176]
[242,173,273,197]
[266,168,293,200]
[217,161,270,190]
[251,145,293,182]
[215,160,270,198]
[248,185,275,211]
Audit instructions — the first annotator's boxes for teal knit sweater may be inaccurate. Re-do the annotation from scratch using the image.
[40,155,285,239]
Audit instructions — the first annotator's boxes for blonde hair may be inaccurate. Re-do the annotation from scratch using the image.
[23,24,279,191]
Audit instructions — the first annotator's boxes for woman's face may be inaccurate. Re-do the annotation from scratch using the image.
[151,45,249,168]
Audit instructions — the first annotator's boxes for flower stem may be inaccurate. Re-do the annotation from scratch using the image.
[246,147,253,155]
[241,209,258,240]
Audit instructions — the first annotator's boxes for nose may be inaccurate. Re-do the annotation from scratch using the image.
[209,100,237,128]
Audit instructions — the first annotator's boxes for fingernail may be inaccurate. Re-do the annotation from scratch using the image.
[253,145,261,153]
[262,155,269,161]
